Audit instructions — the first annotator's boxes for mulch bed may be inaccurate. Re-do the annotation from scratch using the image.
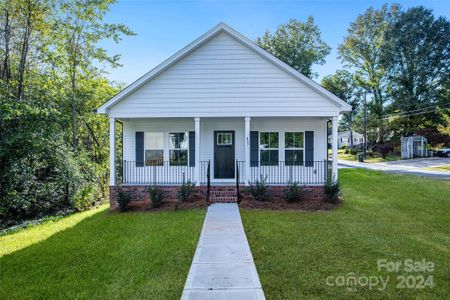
[123,197,341,212]
[238,196,341,211]
[125,198,210,212]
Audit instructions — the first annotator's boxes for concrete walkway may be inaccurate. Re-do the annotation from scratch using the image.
[182,203,265,300]
[339,159,450,179]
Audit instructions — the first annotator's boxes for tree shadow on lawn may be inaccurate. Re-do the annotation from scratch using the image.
[0,208,205,299]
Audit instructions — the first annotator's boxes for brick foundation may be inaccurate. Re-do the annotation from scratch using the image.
[109,184,325,210]
[109,185,207,210]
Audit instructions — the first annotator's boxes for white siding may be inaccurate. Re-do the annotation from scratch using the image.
[121,117,328,184]
[109,32,340,118]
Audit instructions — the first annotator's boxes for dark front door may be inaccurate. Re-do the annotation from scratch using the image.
[214,131,235,179]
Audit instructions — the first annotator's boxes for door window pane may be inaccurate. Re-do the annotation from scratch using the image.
[217,133,232,145]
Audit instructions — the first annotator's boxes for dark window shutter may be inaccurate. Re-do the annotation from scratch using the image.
[250,131,259,167]
[305,131,314,167]
[189,131,195,167]
[136,132,144,167]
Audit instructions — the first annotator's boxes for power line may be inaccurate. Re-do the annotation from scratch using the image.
[364,104,450,121]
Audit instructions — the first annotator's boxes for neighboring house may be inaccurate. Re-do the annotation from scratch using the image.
[330,131,365,148]
[97,23,351,206]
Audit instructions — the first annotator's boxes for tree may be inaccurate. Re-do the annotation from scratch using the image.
[437,110,450,137]
[338,4,400,143]
[55,0,134,148]
[382,6,450,137]
[256,17,331,78]
[321,70,361,148]
[0,0,132,226]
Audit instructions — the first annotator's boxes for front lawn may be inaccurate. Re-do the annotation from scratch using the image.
[242,169,450,299]
[0,205,205,299]
[338,149,402,163]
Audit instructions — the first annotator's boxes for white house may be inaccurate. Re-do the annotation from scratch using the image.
[336,131,365,148]
[97,23,351,205]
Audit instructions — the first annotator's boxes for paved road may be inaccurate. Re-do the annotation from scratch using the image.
[182,203,265,300]
[339,158,450,179]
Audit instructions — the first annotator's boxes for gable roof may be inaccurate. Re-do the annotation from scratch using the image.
[97,22,352,114]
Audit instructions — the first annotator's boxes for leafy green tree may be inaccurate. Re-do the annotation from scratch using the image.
[382,6,450,136]
[54,0,134,148]
[338,4,400,142]
[0,0,132,226]
[256,17,331,78]
[321,70,361,148]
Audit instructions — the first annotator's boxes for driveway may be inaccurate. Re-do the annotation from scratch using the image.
[339,157,450,179]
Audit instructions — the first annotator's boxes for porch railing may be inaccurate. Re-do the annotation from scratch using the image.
[122,161,194,184]
[249,160,330,185]
[119,160,331,185]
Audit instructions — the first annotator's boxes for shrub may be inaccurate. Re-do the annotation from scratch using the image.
[344,148,350,154]
[283,181,302,203]
[148,185,164,208]
[349,148,358,155]
[324,179,340,203]
[177,179,195,202]
[341,145,346,150]
[247,175,269,202]
[375,143,394,159]
[117,189,131,212]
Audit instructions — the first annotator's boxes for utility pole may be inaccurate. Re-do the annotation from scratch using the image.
[363,93,368,158]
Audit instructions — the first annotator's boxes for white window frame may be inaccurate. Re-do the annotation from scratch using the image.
[259,132,279,165]
[169,132,189,166]
[144,132,164,166]
[285,131,305,165]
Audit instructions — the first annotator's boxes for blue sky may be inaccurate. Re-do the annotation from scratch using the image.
[101,0,450,85]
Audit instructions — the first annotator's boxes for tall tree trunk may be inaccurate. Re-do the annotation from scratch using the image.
[2,7,11,87]
[71,69,77,149]
[17,0,33,101]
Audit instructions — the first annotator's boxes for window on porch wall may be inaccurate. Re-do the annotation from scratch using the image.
[145,133,164,166]
[285,132,304,165]
[169,132,188,166]
[260,132,279,166]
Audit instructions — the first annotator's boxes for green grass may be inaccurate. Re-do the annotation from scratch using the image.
[242,169,450,299]
[338,149,402,163]
[0,205,205,299]
[424,164,450,172]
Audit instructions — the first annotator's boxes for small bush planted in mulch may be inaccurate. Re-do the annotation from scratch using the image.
[324,179,341,204]
[283,182,302,203]
[246,175,269,201]
[148,185,164,208]
[177,179,196,202]
[117,189,131,212]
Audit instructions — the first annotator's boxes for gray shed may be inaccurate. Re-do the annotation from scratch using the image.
[401,136,428,159]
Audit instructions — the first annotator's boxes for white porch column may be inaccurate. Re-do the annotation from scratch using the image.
[331,116,338,181]
[194,117,200,183]
[109,117,116,186]
[244,117,251,185]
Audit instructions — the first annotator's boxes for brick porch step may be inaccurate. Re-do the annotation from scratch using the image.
[209,186,238,203]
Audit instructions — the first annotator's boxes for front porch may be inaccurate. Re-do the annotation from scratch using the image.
[109,116,339,188]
